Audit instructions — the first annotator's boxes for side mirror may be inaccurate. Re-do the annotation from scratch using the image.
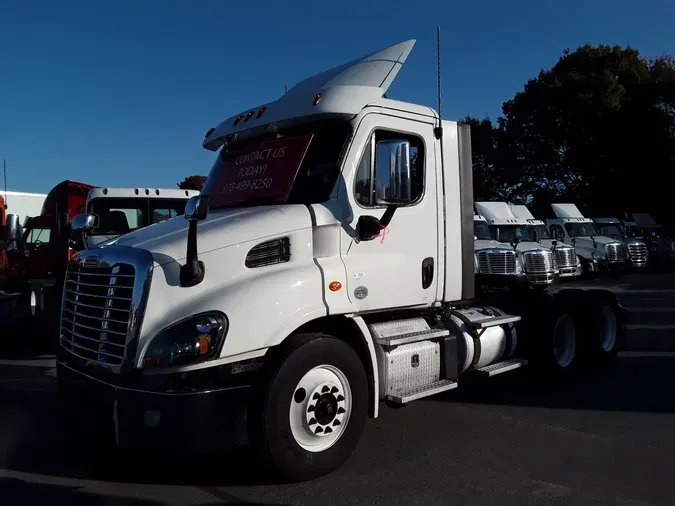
[185,195,209,222]
[374,140,413,206]
[6,214,22,242]
[71,213,98,234]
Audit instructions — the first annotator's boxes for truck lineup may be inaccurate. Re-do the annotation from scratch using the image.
[0,39,671,482]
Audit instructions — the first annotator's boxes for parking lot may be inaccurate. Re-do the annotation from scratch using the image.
[1,273,674,505]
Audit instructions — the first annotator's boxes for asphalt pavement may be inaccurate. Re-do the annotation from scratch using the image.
[1,273,674,505]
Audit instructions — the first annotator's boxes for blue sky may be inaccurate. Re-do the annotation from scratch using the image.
[1,0,673,194]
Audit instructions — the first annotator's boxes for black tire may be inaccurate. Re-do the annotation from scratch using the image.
[250,333,368,482]
[575,289,626,366]
[521,291,582,377]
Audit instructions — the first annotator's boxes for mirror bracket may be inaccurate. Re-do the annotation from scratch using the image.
[180,195,209,287]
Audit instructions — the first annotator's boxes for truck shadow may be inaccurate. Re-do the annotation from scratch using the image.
[0,476,278,506]
[431,354,675,415]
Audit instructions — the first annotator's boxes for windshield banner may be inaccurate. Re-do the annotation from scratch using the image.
[208,135,313,207]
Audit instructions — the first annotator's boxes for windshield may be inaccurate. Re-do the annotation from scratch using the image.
[596,223,623,237]
[202,119,351,210]
[474,221,492,240]
[530,224,550,240]
[88,197,189,236]
[565,222,600,237]
[491,225,533,243]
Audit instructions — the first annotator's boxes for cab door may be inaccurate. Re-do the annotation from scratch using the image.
[338,113,439,312]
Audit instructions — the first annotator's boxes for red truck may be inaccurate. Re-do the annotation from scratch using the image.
[1,181,93,340]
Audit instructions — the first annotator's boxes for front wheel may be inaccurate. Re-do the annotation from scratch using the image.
[252,334,368,482]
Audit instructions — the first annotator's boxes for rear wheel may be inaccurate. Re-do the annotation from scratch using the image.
[576,289,625,366]
[252,334,368,482]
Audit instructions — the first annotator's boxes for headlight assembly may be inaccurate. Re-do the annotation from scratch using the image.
[141,312,228,369]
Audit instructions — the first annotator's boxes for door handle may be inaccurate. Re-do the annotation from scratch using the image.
[422,257,434,289]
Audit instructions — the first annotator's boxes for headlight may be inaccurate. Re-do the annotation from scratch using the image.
[474,253,479,274]
[515,255,523,274]
[141,312,228,369]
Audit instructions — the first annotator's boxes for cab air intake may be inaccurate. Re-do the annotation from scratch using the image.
[245,237,291,268]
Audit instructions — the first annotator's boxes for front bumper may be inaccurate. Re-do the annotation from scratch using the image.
[524,271,557,285]
[57,359,258,455]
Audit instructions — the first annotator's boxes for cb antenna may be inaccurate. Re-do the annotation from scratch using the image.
[434,25,444,139]
[3,159,6,207]
[284,83,288,94]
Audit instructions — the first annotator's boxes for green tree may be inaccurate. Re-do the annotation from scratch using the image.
[178,175,207,191]
[496,44,675,221]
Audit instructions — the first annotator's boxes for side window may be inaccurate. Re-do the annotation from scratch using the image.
[152,208,178,224]
[354,130,424,207]
[26,227,51,248]
[549,224,564,239]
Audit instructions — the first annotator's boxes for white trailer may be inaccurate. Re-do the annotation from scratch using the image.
[57,39,626,482]
[0,191,47,227]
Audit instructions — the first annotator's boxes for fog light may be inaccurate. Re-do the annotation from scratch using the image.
[143,410,161,427]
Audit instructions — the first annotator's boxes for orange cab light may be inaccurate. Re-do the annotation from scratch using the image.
[244,110,255,122]
[233,114,244,126]
[313,93,323,106]
[329,281,342,292]
[204,127,215,139]
[257,107,267,119]
[198,335,211,355]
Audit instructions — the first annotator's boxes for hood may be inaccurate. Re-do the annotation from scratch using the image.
[538,239,574,250]
[98,204,312,266]
[569,235,621,248]
[474,239,513,251]
[514,241,550,253]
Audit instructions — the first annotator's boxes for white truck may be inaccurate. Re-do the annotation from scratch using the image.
[510,204,581,279]
[475,202,557,286]
[592,217,648,269]
[473,214,520,282]
[547,204,628,276]
[57,40,626,482]
[83,187,200,247]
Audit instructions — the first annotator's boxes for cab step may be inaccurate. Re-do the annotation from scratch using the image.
[369,317,450,347]
[474,358,528,377]
[467,314,521,330]
[385,379,458,405]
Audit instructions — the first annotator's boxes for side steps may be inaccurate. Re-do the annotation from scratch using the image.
[386,379,458,405]
[473,358,528,377]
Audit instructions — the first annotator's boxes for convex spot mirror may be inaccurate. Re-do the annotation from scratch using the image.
[185,195,209,222]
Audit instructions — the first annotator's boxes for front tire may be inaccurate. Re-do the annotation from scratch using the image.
[253,334,368,482]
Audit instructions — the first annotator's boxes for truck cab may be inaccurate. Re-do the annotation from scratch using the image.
[473,214,520,282]
[623,213,675,267]
[510,204,581,279]
[475,202,557,285]
[592,217,647,269]
[84,187,199,247]
[57,39,626,482]
[546,204,627,275]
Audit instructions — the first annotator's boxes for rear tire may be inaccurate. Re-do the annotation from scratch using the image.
[251,334,368,482]
[576,289,626,366]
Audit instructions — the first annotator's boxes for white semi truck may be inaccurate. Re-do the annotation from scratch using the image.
[475,202,557,285]
[547,204,628,276]
[473,214,519,281]
[592,217,648,269]
[510,204,582,279]
[57,40,626,482]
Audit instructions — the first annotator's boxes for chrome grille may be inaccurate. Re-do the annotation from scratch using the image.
[553,247,576,269]
[523,250,555,274]
[60,262,135,365]
[477,250,517,275]
[606,243,627,262]
[627,242,647,263]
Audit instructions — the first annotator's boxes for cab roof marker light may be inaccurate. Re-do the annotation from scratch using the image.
[313,93,323,106]
[257,107,267,119]
[244,110,255,122]
[205,127,215,139]
[233,114,244,126]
